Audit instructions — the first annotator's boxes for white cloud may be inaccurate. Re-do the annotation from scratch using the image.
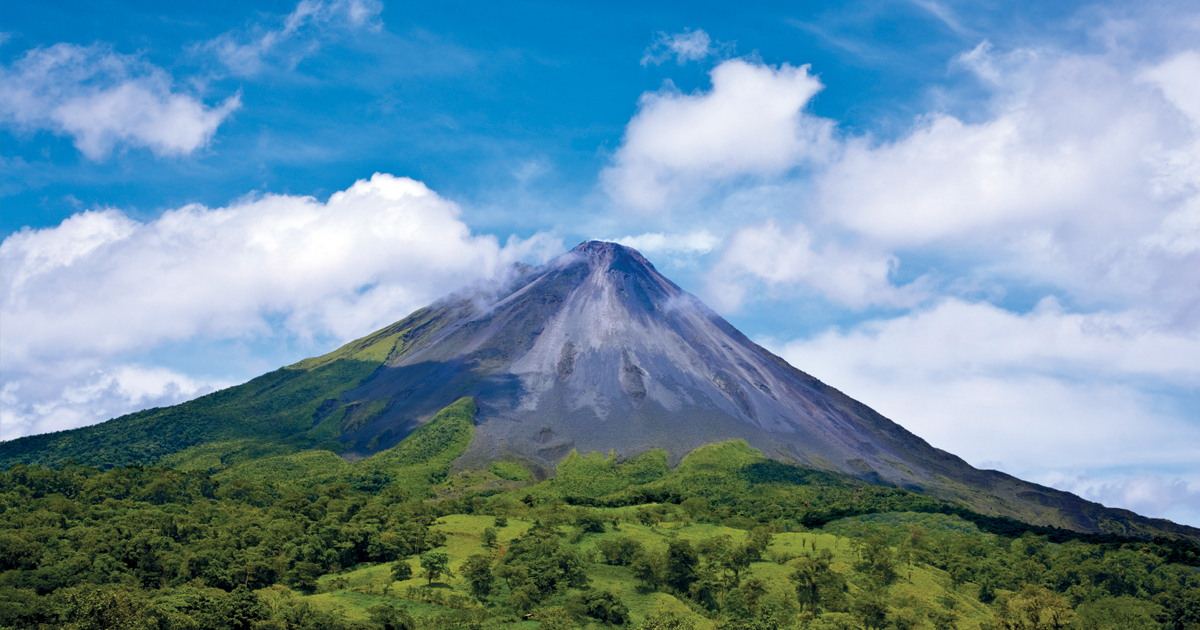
[707,220,925,310]
[0,365,230,441]
[604,23,1200,523]
[819,43,1194,247]
[765,299,1200,521]
[640,29,725,67]
[0,173,561,439]
[813,43,1200,321]
[1,44,240,160]
[1035,471,1200,527]
[602,59,836,210]
[201,0,384,76]
[614,230,720,255]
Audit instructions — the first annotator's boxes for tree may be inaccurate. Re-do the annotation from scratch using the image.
[631,550,665,591]
[852,590,889,630]
[746,527,773,561]
[892,609,920,630]
[569,589,630,625]
[461,554,496,601]
[638,609,695,630]
[575,510,607,533]
[665,539,699,593]
[65,588,159,630]
[721,543,753,585]
[598,536,644,566]
[390,560,413,582]
[993,585,1075,630]
[742,577,767,612]
[929,609,959,630]
[852,533,898,589]
[1072,596,1162,630]
[367,604,416,630]
[496,529,589,606]
[481,527,498,548]
[790,550,848,615]
[290,561,323,593]
[681,497,711,520]
[420,550,450,585]
[222,586,266,630]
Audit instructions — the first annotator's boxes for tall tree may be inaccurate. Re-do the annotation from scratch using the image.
[420,551,450,586]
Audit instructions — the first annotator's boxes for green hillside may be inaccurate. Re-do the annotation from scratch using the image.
[0,306,448,471]
[1,400,1197,629]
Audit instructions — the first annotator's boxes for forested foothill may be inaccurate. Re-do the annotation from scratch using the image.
[1,399,1197,629]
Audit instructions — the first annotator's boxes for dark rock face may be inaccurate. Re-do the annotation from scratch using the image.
[330,241,1193,537]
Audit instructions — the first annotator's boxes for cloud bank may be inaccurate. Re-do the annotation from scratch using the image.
[0,173,560,439]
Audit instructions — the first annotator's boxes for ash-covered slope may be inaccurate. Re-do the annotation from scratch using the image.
[318,241,1188,537]
[346,242,930,477]
[338,241,904,469]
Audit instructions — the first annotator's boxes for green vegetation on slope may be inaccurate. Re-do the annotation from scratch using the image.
[0,307,451,471]
[2,431,1198,630]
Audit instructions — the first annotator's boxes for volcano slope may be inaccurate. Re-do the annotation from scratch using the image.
[2,241,1194,540]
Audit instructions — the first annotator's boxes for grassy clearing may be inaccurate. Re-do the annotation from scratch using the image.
[292,512,1004,629]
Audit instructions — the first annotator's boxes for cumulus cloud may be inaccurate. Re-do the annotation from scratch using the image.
[640,29,727,66]
[707,220,926,310]
[602,21,1200,521]
[820,43,1192,245]
[0,173,560,439]
[200,0,384,76]
[602,59,836,210]
[767,298,1200,478]
[1,44,240,160]
[0,365,231,440]
[814,43,1200,320]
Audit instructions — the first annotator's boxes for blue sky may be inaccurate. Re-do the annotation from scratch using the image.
[3,0,1199,526]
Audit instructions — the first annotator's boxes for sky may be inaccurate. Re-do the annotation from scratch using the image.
[2,0,1198,526]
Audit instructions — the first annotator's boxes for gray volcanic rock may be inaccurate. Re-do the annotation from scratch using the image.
[340,241,943,487]
[330,241,1200,539]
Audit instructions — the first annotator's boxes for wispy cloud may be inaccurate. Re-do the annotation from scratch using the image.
[908,0,974,39]
[640,28,732,67]
[199,0,384,76]
[614,230,720,256]
[0,44,240,160]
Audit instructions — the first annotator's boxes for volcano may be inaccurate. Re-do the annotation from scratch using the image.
[337,241,940,482]
[4,241,1196,539]
[288,241,1191,537]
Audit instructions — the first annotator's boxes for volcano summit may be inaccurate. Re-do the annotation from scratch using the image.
[3,241,1195,539]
